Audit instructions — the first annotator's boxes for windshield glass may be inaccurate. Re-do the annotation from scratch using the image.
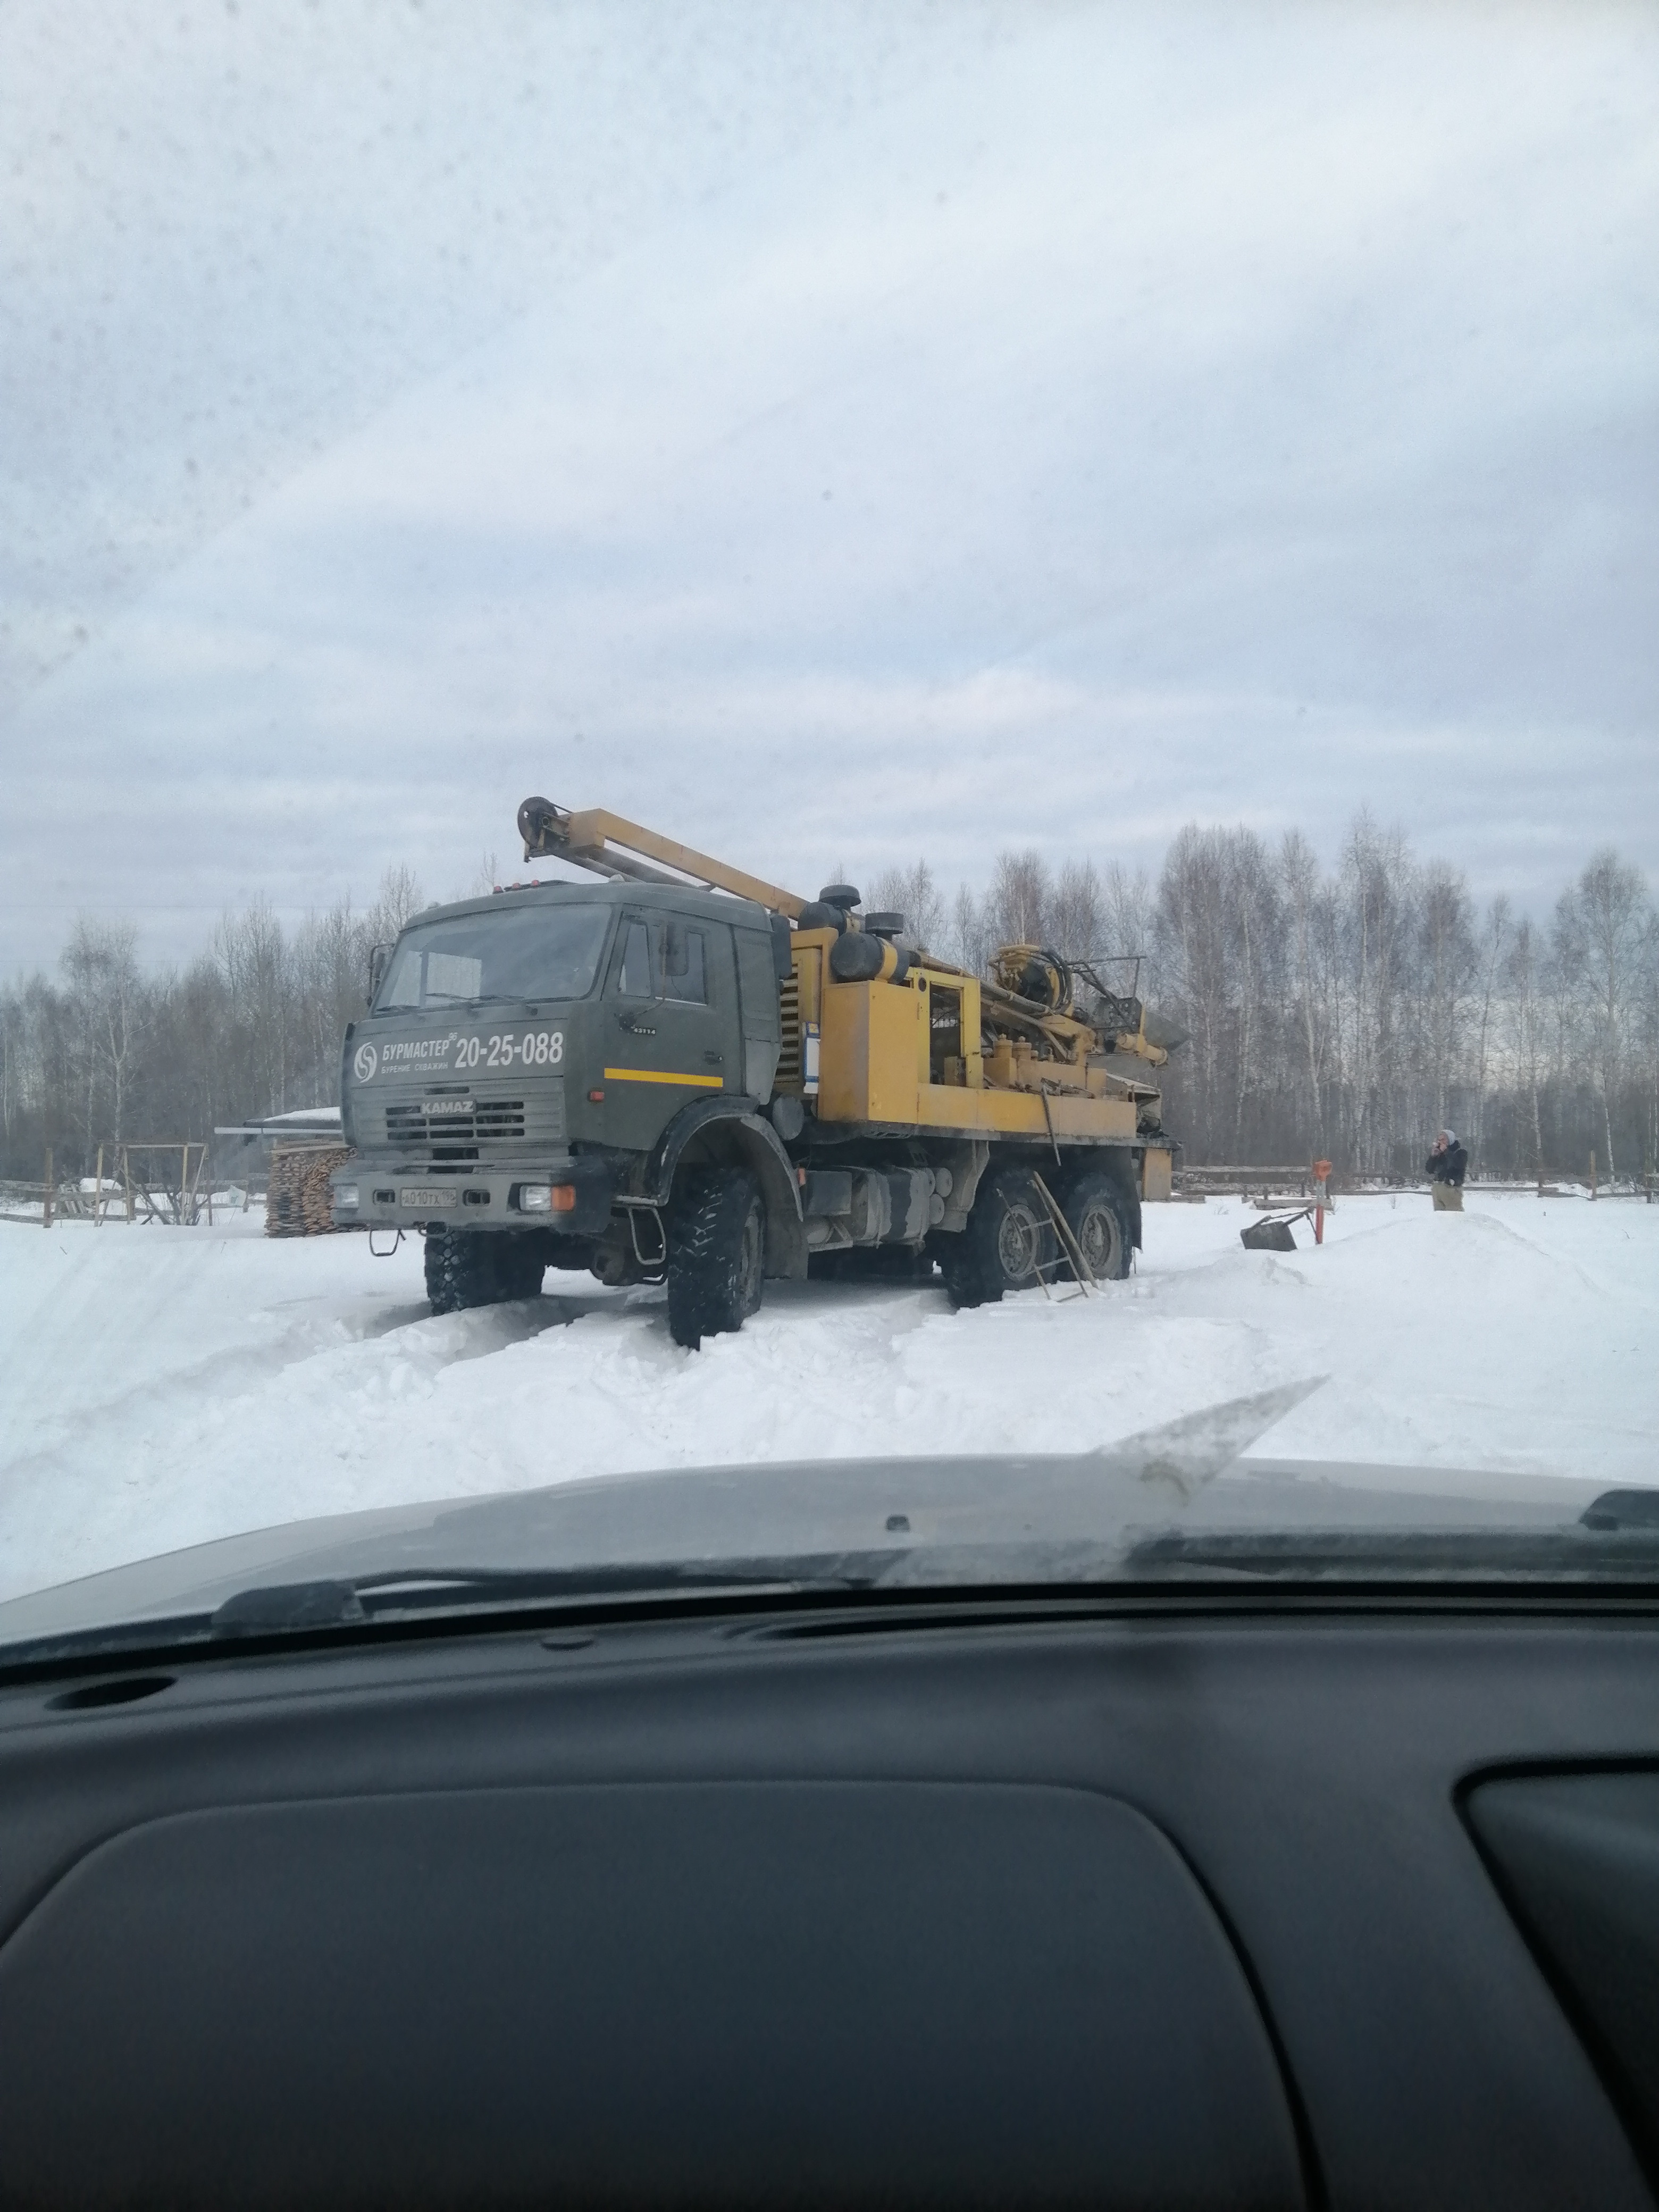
[376,906,610,1010]
[1,3,1655,1655]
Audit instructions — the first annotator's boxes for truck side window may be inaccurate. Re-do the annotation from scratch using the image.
[615,919,651,998]
[381,946,424,1009]
[657,921,707,1006]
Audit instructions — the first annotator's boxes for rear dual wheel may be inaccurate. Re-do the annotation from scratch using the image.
[938,1164,1055,1309]
[939,1161,1133,1309]
[1064,1171,1134,1284]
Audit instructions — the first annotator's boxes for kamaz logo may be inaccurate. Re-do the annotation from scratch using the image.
[354,1043,379,1083]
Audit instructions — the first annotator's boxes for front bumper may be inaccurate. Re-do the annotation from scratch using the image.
[330,1154,611,1237]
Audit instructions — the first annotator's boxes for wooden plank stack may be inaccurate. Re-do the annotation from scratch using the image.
[266,1144,355,1237]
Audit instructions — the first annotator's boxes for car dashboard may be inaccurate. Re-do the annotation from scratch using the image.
[4,1589,1659,2208]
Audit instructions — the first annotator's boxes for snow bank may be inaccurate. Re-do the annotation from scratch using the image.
[2,1192,1654,1603]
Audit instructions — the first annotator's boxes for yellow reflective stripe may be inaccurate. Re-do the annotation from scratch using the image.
[602,1067,724,1088]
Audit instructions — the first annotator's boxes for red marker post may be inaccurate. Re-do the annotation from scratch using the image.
[1312,1160,1333,1245]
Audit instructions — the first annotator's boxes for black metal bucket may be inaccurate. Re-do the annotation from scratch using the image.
[1240,1217,1297,1252]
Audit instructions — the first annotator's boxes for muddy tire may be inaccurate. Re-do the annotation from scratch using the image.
[425,1228,494,1314]
[424,1229,544,1314]
[666,1168,765,1349]
[939,1161,1057,1309]
[492,1231,548,1301]
[1059,1170,1135,1283]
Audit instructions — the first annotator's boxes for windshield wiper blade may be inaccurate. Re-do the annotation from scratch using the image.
[1126,1525,1659,1582]
[0,1557,902,1676]
[208,1555,898,1637]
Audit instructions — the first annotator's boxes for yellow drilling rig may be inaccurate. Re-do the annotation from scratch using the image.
[332,798,1179,1346]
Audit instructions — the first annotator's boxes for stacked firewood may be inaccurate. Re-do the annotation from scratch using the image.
[265,1145,355,1236]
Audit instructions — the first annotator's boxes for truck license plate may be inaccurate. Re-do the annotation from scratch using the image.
[399,1186,457,1209]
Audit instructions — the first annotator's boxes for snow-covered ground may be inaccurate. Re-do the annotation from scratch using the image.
[2,1191,1655,1604]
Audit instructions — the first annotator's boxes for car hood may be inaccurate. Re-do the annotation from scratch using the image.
[2,1381,1649,1659]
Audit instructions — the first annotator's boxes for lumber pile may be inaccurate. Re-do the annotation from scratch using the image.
[266,1144,355,1237]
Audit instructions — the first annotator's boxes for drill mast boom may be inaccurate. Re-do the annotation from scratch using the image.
[518,799,806,920]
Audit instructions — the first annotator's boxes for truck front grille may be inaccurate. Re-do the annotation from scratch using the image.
[375,1084,565,1157]
[385,1101,524,1146]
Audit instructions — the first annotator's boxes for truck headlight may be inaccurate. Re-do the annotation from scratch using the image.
[334,1183,360,1210]
[517,1184,576,1214]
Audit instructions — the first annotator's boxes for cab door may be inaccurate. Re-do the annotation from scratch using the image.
[601,911,738,1151]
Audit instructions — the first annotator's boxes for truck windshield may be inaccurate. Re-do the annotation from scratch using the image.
[376,905,611,1010]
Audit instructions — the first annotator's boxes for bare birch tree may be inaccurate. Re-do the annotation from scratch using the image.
[868,861,945,952]
[1562,850,1648,1178]
[1470,896,1511,1172]
[986,851,1051,948]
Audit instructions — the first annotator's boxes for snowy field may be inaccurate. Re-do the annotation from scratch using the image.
[2,1191,1655,1604]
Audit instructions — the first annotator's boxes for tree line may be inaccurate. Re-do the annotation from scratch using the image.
[873,814,1656,1182]
[3,818,1655,1185]
[0,868,424,1183]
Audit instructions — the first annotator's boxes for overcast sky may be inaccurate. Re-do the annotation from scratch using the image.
[3,0,1656,974]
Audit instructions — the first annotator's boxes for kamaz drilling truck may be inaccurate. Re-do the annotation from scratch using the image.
[331,801,1178,1346]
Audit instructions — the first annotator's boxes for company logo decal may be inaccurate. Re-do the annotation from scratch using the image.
[353,1043,379,1083]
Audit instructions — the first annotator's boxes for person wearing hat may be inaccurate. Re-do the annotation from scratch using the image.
[1425,1129,1468,1211]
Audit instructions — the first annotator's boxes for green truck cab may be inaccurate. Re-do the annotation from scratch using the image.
[333,803,1177,1344]
[332,881,806,1345]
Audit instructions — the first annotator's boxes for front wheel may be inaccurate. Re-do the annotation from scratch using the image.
[491,1231,549,1301]
[424,1228,498,1314]
[666,1168,765,1349]
[424,1228,545,1313]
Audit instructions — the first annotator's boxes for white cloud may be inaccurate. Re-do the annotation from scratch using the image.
[4,1,1656,970]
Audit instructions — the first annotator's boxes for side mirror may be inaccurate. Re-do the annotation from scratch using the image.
[368,942,392,1001]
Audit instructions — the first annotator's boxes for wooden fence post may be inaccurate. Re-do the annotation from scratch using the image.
[93,1143,105,1227]
[1590,1150,1598,1201]
[43,1147,52,1230]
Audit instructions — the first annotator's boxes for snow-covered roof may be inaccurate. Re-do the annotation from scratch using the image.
[213,1107,342,1140]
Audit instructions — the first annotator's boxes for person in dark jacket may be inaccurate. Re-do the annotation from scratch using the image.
[1426,1129,1468,1211]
